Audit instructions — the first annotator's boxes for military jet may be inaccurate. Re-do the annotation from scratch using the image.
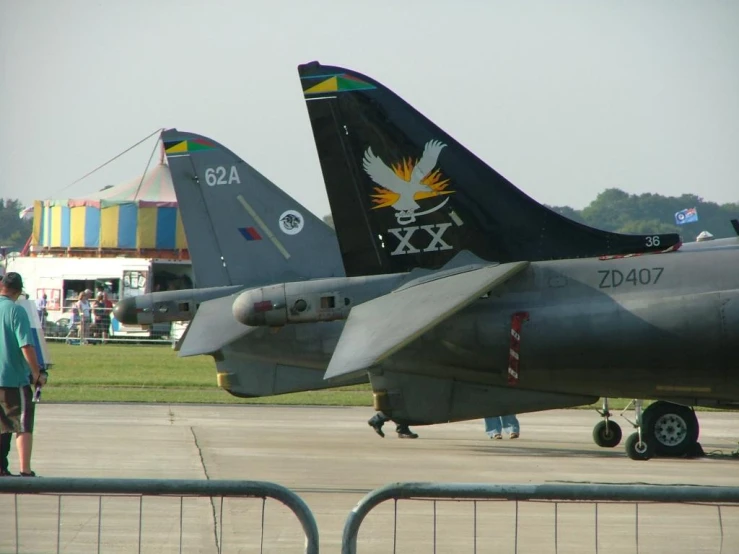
[114,123,737,460]
[297,61,739,459]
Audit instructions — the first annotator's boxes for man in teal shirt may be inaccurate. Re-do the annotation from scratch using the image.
[0,272,47,477]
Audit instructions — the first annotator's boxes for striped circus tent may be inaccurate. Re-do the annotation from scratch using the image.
[33,164,187,251]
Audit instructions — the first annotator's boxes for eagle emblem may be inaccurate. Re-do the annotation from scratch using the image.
[363,140,454,225]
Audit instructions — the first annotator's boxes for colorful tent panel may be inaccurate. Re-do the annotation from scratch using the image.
[34,202,187,250]
[118,204,139,249]
[33,164,187,250]
[155,207,178,249]
[100,206,120,248]
[48,206,70,247]
[175,211,186,250]
[32,201,42,245]
[137,207,158,249]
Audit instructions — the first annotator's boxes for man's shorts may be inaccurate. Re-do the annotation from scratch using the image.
[0,386,35,434]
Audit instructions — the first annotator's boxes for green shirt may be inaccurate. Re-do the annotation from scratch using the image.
[0,295,32,387]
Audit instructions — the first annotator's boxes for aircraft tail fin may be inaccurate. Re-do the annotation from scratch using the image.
[298,62,681,276]
[162,129,343,288]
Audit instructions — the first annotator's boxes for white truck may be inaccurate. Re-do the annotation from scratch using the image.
[5,255,192,340]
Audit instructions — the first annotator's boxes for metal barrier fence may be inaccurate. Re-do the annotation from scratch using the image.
[4,479,739,553]
[46,335,175,344]
[0,477,318,554]
[342,482,739,554]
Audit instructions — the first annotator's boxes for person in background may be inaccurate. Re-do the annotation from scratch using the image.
[65,305,80,344]
[75,291,92,345]
[92,292,112,344]
[484,415,520,440]
[368,411,419,439]
[0,272,48,477]
[101,292,113,341]
[36,294,48,331]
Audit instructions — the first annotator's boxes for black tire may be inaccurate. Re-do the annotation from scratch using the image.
[642,401,699,457]
[625,432,654,460]
[592,420,623,448]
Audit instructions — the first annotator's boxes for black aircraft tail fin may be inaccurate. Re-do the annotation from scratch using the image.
[162,129,343,288]
[298,62,681,276]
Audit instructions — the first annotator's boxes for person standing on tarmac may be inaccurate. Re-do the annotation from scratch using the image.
[368,411,419,439]
[0,272,48,477]
[484,414,520,440]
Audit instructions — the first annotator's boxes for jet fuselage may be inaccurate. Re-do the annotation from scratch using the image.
[230,248,739,405]
[117,247,739,411]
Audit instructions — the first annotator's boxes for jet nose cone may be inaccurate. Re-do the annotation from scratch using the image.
[113,298,138,325]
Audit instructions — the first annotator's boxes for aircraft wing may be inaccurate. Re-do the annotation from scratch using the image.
[324,261,529,380]
[178,295,256,357]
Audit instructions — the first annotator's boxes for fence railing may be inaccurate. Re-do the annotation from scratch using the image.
[45,335,175,344]
[341,482,739,554]
[4,479,739,553]
[0,477,319,554]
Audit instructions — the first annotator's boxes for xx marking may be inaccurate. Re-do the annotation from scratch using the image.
[388,223,453,256]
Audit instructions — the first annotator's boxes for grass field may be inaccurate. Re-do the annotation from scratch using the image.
[42,342,373,405]
[42,342,639,410]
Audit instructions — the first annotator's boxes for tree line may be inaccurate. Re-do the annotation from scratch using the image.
[547,188,738,242]
[0,199,32,250]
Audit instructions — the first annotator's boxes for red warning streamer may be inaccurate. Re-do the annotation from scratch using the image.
[507,312,530,386]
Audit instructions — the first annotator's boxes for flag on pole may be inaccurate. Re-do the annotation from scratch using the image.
[675,207,698,225]
[18,206,34,221]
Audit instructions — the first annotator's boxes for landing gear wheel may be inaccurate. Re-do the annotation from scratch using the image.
[625,432,654,460]
[642,401,699,457]
[593,420,622,448]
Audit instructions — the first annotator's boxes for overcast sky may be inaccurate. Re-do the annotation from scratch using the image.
[1,1,737,218]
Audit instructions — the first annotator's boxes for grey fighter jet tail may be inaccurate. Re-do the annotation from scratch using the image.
[114,131,362,398]
[297,62,682,276]
[161,128,344,289]
[160,129,360,396]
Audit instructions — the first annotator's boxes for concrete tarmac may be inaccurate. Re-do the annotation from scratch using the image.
[1,404,738,553]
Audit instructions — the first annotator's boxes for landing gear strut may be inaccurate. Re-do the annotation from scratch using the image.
[593,398,622,448]
[623,399,655,460]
